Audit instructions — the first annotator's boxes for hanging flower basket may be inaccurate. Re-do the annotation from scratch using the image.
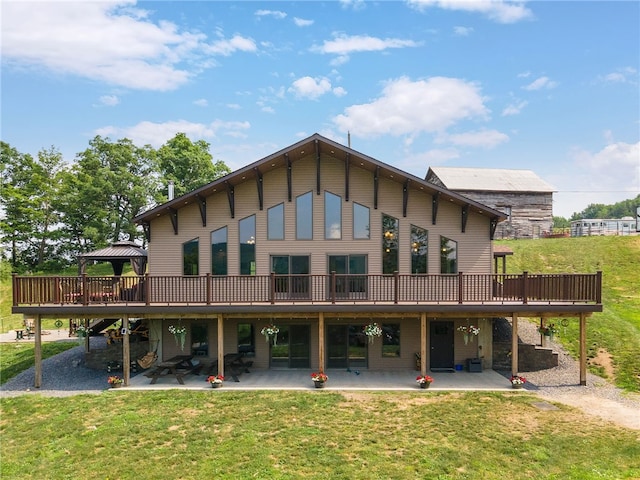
[261,324,279,345]
[168,324,187,351]
[457,325,480,345]
[363,323,383,344]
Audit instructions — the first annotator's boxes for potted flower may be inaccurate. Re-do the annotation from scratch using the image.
[107,375,123,388]
[207,375,225,388]
[416,375,434,389]
[311,372,328,388]
[261,323,279,345]
[510,375,526,389]
[457,325,480,345]
[363,322,383,344]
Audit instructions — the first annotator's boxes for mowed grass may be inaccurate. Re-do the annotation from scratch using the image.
[496,236,640,391]
[1,391,639,480]
[0,343,77,385]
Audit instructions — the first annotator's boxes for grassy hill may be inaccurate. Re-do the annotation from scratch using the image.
[496,236,640,392]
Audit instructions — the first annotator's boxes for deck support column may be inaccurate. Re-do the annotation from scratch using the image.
[217,314,224,378]
[34,315,42,388]
[123,316,130,386]
[511,313,519,377]
[420,313,427,376]
[579,313,587,386]
[318,313,325,373]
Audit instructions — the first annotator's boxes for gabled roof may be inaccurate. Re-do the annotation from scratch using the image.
[134,133,507,224]
[426,166,555,193]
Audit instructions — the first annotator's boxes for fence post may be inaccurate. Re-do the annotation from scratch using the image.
[394,271,399,304]
[331,271,336,304]
[12,273,18,306]
[596,271,602,303]
[270,272,275,304]
[522,271,528,305]
[145,273,150,306]
[458,271,463,304]
[82,273,88,306]
[206,273,211,305]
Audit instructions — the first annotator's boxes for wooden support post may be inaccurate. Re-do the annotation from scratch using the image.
[217,314,224,378]
[579,313,587,386]
[34,315,42,388]
[83,319,90,353]
[318,313,325,373]
[420,313,427,377]
[123,316,130,386]
[511,313,518,377]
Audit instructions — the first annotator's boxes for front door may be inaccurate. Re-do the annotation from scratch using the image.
[326,324,368,369]
[430,321,454,370]
[270,325,310,368]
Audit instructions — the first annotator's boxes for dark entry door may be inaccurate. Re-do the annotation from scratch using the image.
[270,325,310,368]
[430,321,454,370]
[327,324,368,369]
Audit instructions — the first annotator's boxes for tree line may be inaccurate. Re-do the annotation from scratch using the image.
[1,134,230,273]
[553,195,640,229]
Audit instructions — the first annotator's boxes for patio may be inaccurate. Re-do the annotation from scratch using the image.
[125,368,514,391]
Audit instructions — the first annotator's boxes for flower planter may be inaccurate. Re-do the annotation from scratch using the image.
[314,381,326,389]
[512,384,523,389]
[211,383,222,388]
[419,382,431,389]
[110,383,122,388]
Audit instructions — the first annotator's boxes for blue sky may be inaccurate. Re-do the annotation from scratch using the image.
[2,0,638,218]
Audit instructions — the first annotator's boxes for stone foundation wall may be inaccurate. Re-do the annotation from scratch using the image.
[85,341,150,371]
[493,341,558,371]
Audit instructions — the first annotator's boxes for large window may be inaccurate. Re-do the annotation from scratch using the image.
[268,203,284,240]
[239,215,256,275]
[410,225,428,274]
[296,192,313,239]
[353,203,370,239]
[183,238,199,275]
[324,191,342,239]
[440,236,458,274]
[382,214,399,274]
[191,323,208,357]
[382,323,400,357]
[211,227,227,275]
[271,255,310,298]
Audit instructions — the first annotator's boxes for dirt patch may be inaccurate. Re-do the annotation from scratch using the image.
[539,393,640,430]
[588,348,616,380]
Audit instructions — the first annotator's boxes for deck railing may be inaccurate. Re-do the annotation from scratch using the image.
[12,271,602,307]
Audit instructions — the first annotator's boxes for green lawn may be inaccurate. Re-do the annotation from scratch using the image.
[1,391,639,479]
[0,343,77,385]
[496,236,640,391]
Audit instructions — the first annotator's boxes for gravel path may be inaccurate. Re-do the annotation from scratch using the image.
[2,324,638,429]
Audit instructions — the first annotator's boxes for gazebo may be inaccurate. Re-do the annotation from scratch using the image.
[78,241,147,276]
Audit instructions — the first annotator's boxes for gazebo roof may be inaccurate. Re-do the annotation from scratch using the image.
[78,241,147,275]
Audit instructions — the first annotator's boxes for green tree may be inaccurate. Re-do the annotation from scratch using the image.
[0,143,64,270]
[155,133,230,200]
[57,136,157,256]
[571,195,640,220]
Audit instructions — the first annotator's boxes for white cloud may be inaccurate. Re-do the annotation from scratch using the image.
[552,140,640,217]
[205,35,257,56]
[502,100,528,116]
[95,119,251,147]
[312,34,420,56]
[254,10,287,20]
[333,76,489,137]
[407,0,533,24]
[98,95,120,107]
[598,67,638,85]
[333,86,348,97]
[193,98,208,107]
[1,1,256,91]
[293,17,314,27]
[439,129,509,148]
[453,26,474,36]
[289,76,333,99]
[523,76,558,91]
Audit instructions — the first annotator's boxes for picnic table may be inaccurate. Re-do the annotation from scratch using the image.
[145,355,202,384]
[207,353,253,382]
